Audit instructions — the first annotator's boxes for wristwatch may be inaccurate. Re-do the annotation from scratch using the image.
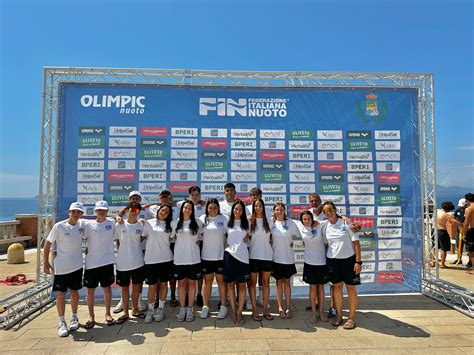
[355,261,363,265]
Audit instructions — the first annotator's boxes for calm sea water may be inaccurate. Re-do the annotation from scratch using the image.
[0,195,464,221]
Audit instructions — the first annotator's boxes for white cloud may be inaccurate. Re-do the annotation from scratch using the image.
[456,145,474,151]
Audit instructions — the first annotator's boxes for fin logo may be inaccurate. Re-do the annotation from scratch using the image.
[199,98,247,116]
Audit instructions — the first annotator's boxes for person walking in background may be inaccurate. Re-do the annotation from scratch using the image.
[43,202,86,337]
[452,197,467,265]
[435,202,463,268]
[462,193,474,273]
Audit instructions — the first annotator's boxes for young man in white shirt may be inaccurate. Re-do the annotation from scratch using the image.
[219,183,237,217]
[43,202,86,337]
[83,200,116,328]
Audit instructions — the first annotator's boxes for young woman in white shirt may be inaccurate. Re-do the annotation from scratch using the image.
[297,211,328,324]
[172,199,203,322]
[199,198,229,319]
[271,202,301,319]
[142,205,174,323]
[322,201,361,330]
[224,199,250,325]
[83,201,116,329]
[248,198,273,321]
[114,202,146,324]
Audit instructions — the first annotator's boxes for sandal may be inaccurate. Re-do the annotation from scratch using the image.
[115,315,129,325]
[251,312,261,321]
[279,309,287,319]
[263,313,273,321]
[343,319,356,330]
[319,313,328,322]
[170,298,179,307]
[132,312,145,319]
[84,320,95,329]
[231,311,237,324]
[285,309,293,319]
[237,313,245,325]
[331,316,343,327]
[309,316,318,324]
[106,318,115,326]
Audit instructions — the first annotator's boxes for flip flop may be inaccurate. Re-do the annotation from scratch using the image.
[343,319,356,330]
[251,312,261,321]
[84,320,95,329]
[285,309,293,319]
[279,310,287,319]
[331,317,343,327]
[309,316,318,324]
[263,313,273,321]
[132,312,146,319]
[115,315,129,325]
[106,318,115,326]
[319,313,328,322]
[237,314,245,325]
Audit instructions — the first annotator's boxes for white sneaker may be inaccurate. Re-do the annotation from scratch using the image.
[138,299,148,312]
[217,305,228,319]
[200,305,210,319]
[113,300,123,314]
[69,315,79,331]
[145,309,154,323]
[57,321,68,337]
[154,308,164,322]
[177,307,187,322]
[186,307,194,322]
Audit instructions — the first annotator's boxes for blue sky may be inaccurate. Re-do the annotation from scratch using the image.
[0,0,472,198]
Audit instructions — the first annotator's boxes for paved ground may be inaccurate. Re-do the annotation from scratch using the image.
[1,249,473,354]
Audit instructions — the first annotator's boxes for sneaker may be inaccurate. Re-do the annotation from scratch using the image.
[328,307,337,318]
[186,307,194,322]
[200,305,210,319]
[57,321,69,337]
[113,300,123,314]
[154,308,164,322]
[196,294,204,308]
[145,309,154,324]
[217,305,228,319]
[177,307,187,322]
[69,315,79,331]
[138,299,148,312]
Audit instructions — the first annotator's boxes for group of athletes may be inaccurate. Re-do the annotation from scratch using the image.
[44,183,362,337]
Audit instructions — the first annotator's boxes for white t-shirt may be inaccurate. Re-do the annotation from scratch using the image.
[219,200,236,217]
[142,219,174,264]
[122,209,153,250]
[84,219,116,269]
[249,218,273,261]
[176,200,206,218]
[246,204,273,219]
[296,221,326,266]
[199,214,228,261]
[307,208,327,222]
[225,220,249,264]
[46,219,86,275]
[271,219,300,264]
[172,218,203,265]
[146,205,179,221]
[322,219,359,259]
[114,221,145,271]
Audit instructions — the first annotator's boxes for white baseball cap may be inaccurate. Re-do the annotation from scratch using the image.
[69,202,85,213]
[128,190,142,199]
[458,198,466,207]
[94,200,109,210]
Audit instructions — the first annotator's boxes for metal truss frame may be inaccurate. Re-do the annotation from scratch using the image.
[2,67,471,330]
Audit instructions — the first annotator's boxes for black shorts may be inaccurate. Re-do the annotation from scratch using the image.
[173,263,202,280]
[272,262,297,280]
[303,263,329,285]
[116,266,145,287]
[53,268,83,292]
[201,259,224,275]
[223,251,250,283]
[465,228,474,252]
[144,261,173,284]
[83,264,115,288]
[438,229,451,252]
[170,242,175,254]
[249,258,273,273]
[327,255,361,286]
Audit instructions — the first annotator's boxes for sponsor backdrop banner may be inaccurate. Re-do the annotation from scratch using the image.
[58,83,421,294]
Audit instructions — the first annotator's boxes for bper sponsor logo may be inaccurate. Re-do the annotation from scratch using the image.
[377,217,402,227]
[361,263,376,272]
[171,128,198,137]
[79,126,105,135]
[317,130,342,140]
[347,173,374,183]
[346,130,372,139]
[231,139,257,149]
[109,127,137,136]
[201,183,224,192]
[78,160,105,170]
[260,162,286,171]
[289,151,314,161]
[263,195,287,204]
[139,172,167,181]
[347,162,373,172]
[81,95,145,114]
[348,184,375,194]
[318,173,344,182]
